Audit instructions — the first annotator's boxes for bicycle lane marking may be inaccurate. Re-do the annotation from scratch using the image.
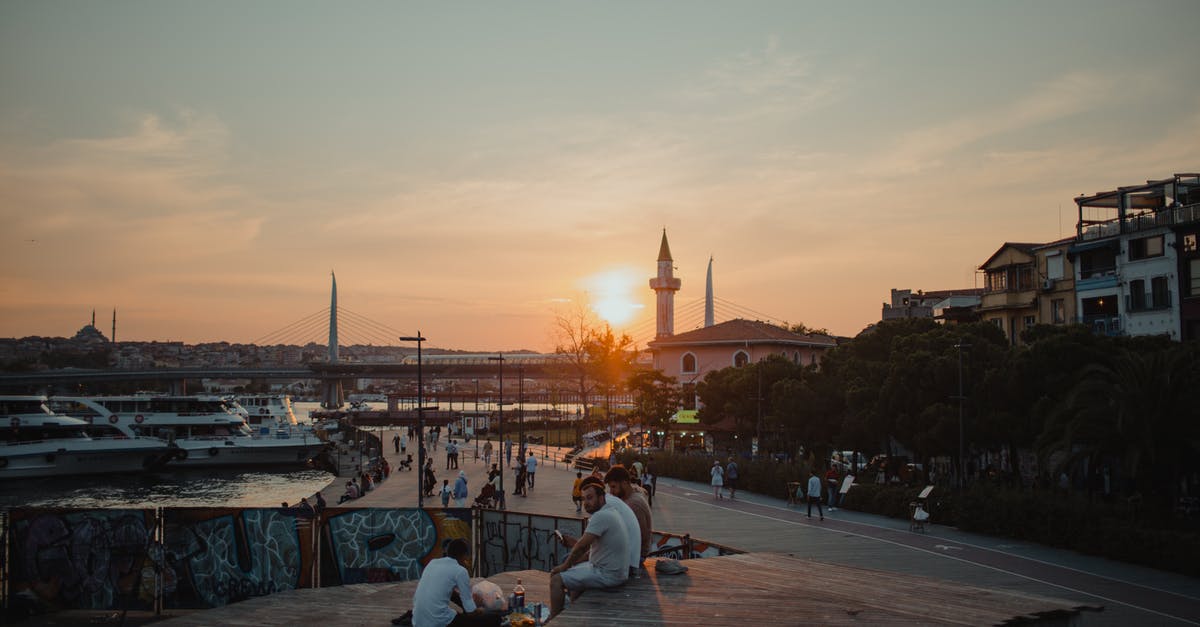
[656,485,1200,626]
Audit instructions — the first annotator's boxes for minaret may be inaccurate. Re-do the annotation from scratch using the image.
[91,309,96,327]
[705,256,714,327]
[648,229,682,339]
[112,309,116,343]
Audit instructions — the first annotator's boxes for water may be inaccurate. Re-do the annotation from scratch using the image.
[0,467,334,509]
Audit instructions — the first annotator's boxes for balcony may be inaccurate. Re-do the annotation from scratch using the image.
[1080,315,1123,336]
[1126,291,1173,313]
[1079,202,1200,241]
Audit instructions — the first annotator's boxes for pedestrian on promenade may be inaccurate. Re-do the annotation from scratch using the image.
[505,438,513,466]
[710,460,724,500]
[526,451,537,489]
[401,432,408,454]
[450,440,459,469]
[806,469,824,520]
[572,471,584,513]
[549,477,631,619]
[440,479,452,507]
[725,457,739,500]
[514,463,527,497]
[453,470,468,507]
[393,433,400,454]
[825,465,840,510]
[314,492,327,515]
[482,440,493,466]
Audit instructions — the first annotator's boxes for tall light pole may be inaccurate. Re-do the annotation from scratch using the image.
[473,379,479,460]
[488,353,505,507]
[400,333,425,508]
[518,363,525,463]
[954,341,971,490]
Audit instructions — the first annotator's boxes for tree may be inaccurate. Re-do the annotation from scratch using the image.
[1038,344,1199,506]
[552,303,635,437]
[627,369,679,446]
[586,323,636,436]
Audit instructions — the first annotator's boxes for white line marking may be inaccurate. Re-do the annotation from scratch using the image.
[657,487,1200,625]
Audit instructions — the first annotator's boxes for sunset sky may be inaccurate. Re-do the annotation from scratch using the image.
[2,2,1199,352]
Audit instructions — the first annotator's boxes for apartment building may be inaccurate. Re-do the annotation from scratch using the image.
[978,243,1041,345]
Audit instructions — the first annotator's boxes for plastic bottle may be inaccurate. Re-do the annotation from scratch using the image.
[513,578,525,609]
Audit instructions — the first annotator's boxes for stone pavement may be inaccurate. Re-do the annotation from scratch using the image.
[148,440,1200,625]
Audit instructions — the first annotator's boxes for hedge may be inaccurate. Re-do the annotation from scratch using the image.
[612,451,1200,578]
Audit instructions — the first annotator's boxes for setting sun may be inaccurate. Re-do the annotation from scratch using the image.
[582,268,644,326]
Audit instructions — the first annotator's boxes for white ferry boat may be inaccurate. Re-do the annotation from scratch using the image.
[1,396,173,479]
[50,395,328,468]
[229,394,314,433]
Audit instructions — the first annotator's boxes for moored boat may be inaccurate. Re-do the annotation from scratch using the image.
[1,395,173,479]
[50,394,328,468]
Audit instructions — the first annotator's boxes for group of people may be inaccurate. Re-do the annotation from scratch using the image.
[281,493,327,519]
[709,457,740,500]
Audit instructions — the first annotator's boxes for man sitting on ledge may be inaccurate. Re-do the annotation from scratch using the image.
[549,476,632,618]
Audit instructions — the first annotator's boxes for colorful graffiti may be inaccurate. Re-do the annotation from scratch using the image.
[161,508,314,609]
[7,509,156,612]
[321,507,472,585]
[478,510,583,576]
[6,507,476,612]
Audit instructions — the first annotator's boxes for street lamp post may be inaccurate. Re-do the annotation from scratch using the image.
[473,379,479,461]
[518,364,525,463]
[399,333,426,508]
[488,354,505,508]
[954,341,971,490]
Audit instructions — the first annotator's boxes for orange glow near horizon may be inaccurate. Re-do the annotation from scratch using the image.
[583,268,645,327]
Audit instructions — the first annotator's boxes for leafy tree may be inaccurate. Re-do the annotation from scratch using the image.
[1038,344,1199,505]
[627,369,679,444]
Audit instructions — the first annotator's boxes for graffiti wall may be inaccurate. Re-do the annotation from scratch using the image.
[7,509,157,613]
[320,507,472,586]
[161,508,316,609]
[478,510,583,576]
[6,507,475,612]
[647,531,742,559]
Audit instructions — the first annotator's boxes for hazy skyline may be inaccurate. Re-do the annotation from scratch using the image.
[3,2,1199,351]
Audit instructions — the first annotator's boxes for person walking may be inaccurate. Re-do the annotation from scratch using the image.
[440,479,452,507]
[806,469,824,520]
[710,460,724,500]
[572,471,584,513]
[825,465,841,510]
[453,470,468,507]
[725,457,739,500]
[393,432,400,454]
[482,440,493,466]
[526,451,538,489]
[400,432,407,455]
[504,438,513,466]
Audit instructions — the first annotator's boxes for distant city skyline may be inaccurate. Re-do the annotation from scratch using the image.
[2,2,1198,351]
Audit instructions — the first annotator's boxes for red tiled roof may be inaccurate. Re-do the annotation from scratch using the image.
[648,318,837,349]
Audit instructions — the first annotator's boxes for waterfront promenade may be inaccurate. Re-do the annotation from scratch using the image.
[42,439,1199,626]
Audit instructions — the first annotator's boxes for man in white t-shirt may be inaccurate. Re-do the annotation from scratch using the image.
[549,477,631,618]
[410,538,484,627]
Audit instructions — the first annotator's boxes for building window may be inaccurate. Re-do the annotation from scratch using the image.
[1190,259,1200,297]
[1023,315,1036,328]
[991,318,1003,330]
[1129,278,1146,311]
[986,270,1007,292]
[733,351,750,367]
[681,353,697,374]
[1078,248,1117,280]
[793,351,800,364]
[1151,276,1170,309]
[1052,299,1065,323]
[1129,235,1165,260]
[1046,254,1064,280]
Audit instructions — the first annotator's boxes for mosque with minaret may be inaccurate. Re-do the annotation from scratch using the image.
[646,229,837,408]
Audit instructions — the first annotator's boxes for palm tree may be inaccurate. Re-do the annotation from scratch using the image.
[1038,346,1198,505]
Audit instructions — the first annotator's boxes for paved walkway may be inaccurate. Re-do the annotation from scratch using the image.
[163,441,1200,625]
